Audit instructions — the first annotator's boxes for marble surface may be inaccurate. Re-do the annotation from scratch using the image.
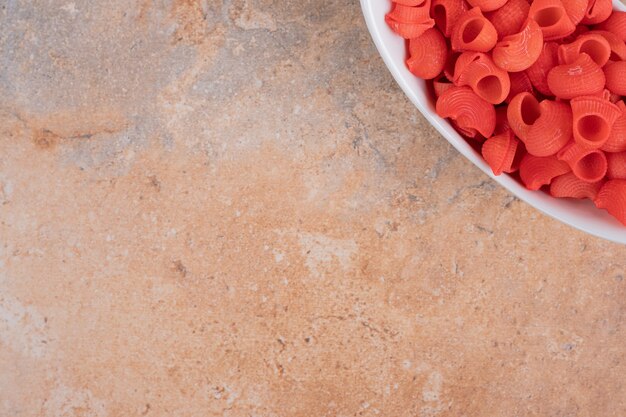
[1,1,626,416]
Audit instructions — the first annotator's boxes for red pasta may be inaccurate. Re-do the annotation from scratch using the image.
[494,105,512,134]
[508,141,527,173]
[506,71,534,102]
[407,28,448,79]
[443,51,462,81]
[595,180,626,225]
[606,151,626,179]
[482,130,520,175]
[507,92,572,156]
[386,1,435,38]
[395,0,429,5]
[587,30,626,61]
[561,0,589,26]
[593,87,622,103]
[452,121,480,138]
[561,24,590,43]
[582,0,612,25]
[571,95,622,148]
[525,41,560,95]
[528,0,576,41]
[486,0,530,39]
[384,0,626,227]
[467,0,507,13]
[547,53,606,99]
[385,19,434,38]
[607,89,621,103]
[453,51,486,84]
[557,33,611,66]
[451,7,498,52]
[519,154,571,190]
[550,172,604,199]
[387,1,431,21]
[525,100,573,156]
[431,0,468,36]
[453,52,511,103]
[493,19,544,71]
[557,141,608,182]
[436,86,496,137]
[597,11,626,42]
[602,101,626,152]
[433,75,455,97]
[507,92,540,140]
[604,61,626,95]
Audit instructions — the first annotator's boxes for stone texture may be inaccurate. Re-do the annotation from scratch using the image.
[1,1,625,416]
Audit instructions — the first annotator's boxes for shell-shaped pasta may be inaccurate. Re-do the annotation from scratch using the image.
[385,17,435,39]
[486,0,530,39]
[395,0,429,5]
[387,1,432,22]
[608,90,621,103]
[451,7,498,52]
[606,151,626,179]
[507,92,541,140]
[528,0,576,41]
[385,1,435,39]
[525,100,573,156]
[557,141,608,182]
[594,179,626,225]
[442,51,461,81]
[385,19,435,39]
[597,11,626,42]
[453,52,511,104]
[587,30,626,61]
[466,0,507,13]
[443,51,461,81]
[452,51,483,84]
[581,0,612,25]
[550,172,604,199]
[436,86,497,137]
[571,95,622,148]
[431,0,468,36]
[433,75,455,97]
[482,130,520,175]
[506,71,534,103]
[592,88,621,103]
[510,100,566,153]
[557,33,611,66]
[509,141,527,172]
[452,121,480,138]
[604,61,626,96]
[560,21,590,43]
[525,42,560,95]
[494,105,512,134]
[561,0,589,25]
[407,28,448,79]
[547,53,605,99]
[519,154,571,190]
[493,19,544,71]
[602,101,626,152]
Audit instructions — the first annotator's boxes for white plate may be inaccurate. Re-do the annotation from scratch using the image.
[360,0,626,244]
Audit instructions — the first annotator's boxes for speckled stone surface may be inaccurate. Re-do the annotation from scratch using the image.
[1,1,626,416]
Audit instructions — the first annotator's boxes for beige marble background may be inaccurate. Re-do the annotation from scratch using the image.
[1,1,625,416]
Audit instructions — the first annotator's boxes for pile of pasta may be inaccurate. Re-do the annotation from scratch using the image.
[386,0,626,225]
